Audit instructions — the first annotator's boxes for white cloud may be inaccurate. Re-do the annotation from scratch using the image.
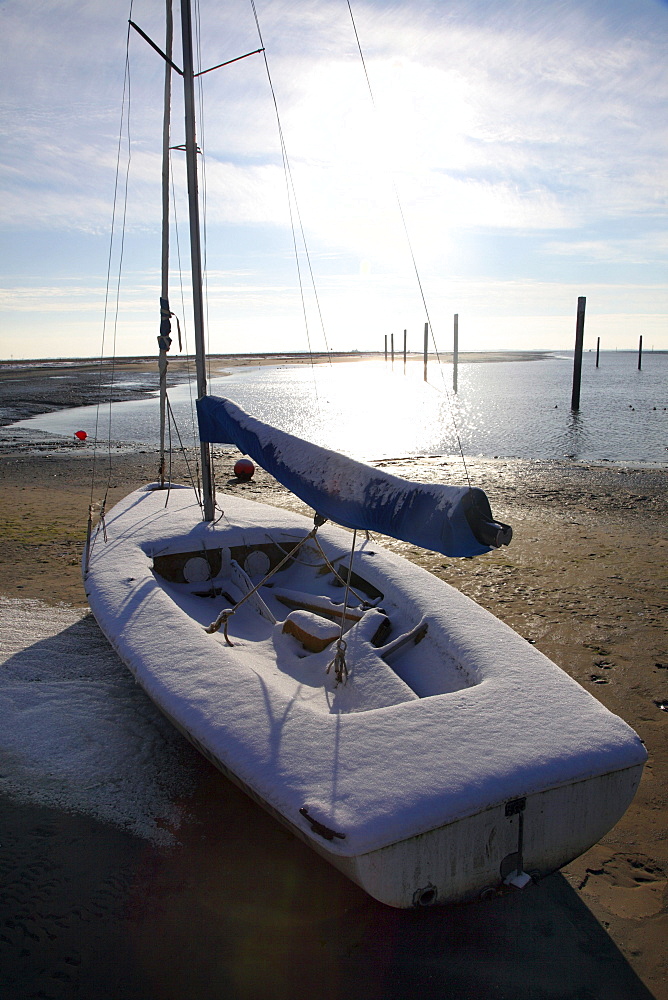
[0,0,666,355]
[545,233,668,265]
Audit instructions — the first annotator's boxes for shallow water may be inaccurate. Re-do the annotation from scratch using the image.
[13,352,668,465]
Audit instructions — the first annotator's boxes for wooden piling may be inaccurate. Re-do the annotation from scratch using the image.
[571,297,586,410]
[638,335,643,370]
[423,322,428,381]
[391,332,394,365]
[453,313,459,393]
[403,329,407,372]
[595,336,600,368]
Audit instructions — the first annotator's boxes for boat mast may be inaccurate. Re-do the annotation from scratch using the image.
[180,0,215,520]
[158,0,173,488]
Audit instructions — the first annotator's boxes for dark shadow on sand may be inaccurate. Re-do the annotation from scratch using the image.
[0,608,656,999]
[1,761,655,1000]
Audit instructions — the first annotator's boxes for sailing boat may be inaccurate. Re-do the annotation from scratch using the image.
[84,1,646,907]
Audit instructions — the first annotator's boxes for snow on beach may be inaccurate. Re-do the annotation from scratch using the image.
[0,596,200,845]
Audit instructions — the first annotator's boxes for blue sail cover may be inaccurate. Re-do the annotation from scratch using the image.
[197,396,510,558]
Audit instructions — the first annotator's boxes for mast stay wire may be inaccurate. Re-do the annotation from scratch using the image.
[157,0,205,502]
[249,0,333,369]
[170,156,200,453]
[89,6,135,534]
[346,0,471,488]
[169,150,205,511]
[189,0,332,424]
[92,1,213,527]
[193,0,214,388]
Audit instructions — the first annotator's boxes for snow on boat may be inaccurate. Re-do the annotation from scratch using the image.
[84,0,646,908]
[84,483,646,907]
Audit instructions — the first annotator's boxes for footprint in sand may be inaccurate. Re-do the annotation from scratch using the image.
[576,846,667,919]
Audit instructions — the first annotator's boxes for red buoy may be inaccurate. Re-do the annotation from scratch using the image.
[234,458,255,481]
[74,430,87,441]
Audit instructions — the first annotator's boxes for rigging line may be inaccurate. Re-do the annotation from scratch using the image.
[167,396,204,508]
[104,95,133,489]
[90,8,135,513]
[327,528,358,686]
[166,388,173,504]
[250,18,317,380]
[284,152,334,364]
[193,0,213,385]
[249,0,332,365]
[170,150,203,486]
[276,125,333,361]
[277,126,318,370]
[345,0,471,487]
[250,26,321,410]
[346,0,372,97]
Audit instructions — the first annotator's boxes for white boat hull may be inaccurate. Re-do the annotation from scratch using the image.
[84,484,646,907]
[166,704,642,907]
[323,765,643,906]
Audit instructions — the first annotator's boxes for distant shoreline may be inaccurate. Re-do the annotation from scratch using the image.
[0,350,556,429]
[0,349,559,371]
[2,349,664,373]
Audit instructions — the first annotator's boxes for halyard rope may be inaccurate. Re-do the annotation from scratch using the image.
[86,6,134,565]
[270,531,369,606]
[249,0,332,404]
[346,0,472,488]
[326,528,358,686]
[205,523,322,643]
[311,533,368,607]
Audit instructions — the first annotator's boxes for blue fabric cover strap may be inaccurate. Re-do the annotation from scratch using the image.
[197,396,511,558]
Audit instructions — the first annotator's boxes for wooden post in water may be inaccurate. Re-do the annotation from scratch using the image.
[423,322,429,381]
[391,332,394,365]
[638,335,643,370]
[453,313,459,393]
[595,336,600,368]
[403,329,407,372]
[384,335,387,362]
[571,296,586,411]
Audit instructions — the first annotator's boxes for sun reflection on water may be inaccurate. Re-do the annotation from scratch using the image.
[10,354,668,467]
[208,360,467,462]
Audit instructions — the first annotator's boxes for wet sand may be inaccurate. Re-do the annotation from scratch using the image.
[0,363,666,999]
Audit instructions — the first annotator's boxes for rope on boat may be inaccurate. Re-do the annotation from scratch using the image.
[310,533,368,607]
[327,637,348,686]
[87,10,134,533]
[168,149,202,472]
[249,0,332,396]
[270,529,369,606]
[87,12,203,551]
[204,520,323,643]
[84,501,108,569]
[326,529,357,685]
[166,396,204,511]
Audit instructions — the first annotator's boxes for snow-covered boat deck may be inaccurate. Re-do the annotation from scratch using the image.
[87,486,645,848]
[85,484,646,904]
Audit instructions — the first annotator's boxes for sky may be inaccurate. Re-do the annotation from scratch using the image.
[0,0,666,359]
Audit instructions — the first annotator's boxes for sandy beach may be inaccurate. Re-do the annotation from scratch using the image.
[0,359,666,999]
